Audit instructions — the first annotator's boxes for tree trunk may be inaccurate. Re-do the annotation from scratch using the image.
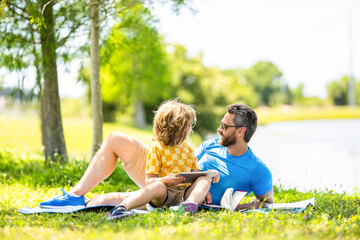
[39,0,67,163]
[134,99,146,129]
[90,0,103,158]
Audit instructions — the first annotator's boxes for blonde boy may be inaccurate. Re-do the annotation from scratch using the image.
[108,100,219,219]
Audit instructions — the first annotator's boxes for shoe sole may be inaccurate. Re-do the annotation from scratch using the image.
[39,205,85,209]
[181,202,198,214]
[170,202,198,215]
[108,212,133,220]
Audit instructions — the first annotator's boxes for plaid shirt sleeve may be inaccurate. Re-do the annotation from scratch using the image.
[145,145,162,175]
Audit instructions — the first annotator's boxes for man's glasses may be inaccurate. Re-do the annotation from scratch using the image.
[220,122,241,131]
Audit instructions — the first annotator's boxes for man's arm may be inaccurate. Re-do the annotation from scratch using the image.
[234,188,274,211]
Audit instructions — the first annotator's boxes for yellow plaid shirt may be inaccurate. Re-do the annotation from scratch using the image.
[145,141,200,188]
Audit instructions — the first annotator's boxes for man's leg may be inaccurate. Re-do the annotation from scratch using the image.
[184,176,211,205]
[70,132,145,197]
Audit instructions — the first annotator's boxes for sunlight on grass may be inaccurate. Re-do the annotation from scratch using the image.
[0,114,202,159]
[1,106,359,159]
[256,105,360,125]
[1,146,360,239]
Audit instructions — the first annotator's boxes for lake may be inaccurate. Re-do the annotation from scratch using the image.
[250,119,360,194]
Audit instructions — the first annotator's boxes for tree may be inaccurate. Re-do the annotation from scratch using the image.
[88,0,191,156]
[90,0,103,158]
[166,44,232,138]
[243,61,284,106]
[78,4,171,126]
[327,76,349,105]
[0,1,88,163]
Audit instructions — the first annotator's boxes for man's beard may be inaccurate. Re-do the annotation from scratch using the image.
[219,133,236,147]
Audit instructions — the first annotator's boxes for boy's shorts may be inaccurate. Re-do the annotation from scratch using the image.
[160,187,186,208]
[122,141,149,188]
[146,186,186,210]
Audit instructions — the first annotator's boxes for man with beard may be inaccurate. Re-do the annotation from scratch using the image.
[39,103,273,211]
[196,104,274,210]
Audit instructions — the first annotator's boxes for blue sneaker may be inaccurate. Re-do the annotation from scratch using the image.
[39,188,85,209]
[108,205,133,220]
[169,201,198,215]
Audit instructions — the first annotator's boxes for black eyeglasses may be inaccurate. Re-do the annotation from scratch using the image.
[220,122,241,131]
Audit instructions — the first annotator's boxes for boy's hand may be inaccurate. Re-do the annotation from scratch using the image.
[162,174,186,185]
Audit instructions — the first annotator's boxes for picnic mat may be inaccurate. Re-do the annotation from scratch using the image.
[19,197,315,215]
[18,205,148,215]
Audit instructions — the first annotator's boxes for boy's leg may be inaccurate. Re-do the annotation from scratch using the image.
[184,176,211,205]
[71,132,146,196]
[120,182,168,210]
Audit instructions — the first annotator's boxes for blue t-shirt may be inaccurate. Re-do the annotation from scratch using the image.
[196,138,273,205]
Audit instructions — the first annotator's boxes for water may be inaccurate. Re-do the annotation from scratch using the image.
[250,119,360,193]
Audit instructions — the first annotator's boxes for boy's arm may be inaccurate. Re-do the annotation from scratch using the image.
[145,174,185,186]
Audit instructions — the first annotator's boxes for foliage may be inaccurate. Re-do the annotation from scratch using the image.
[1,146,360,239]
[0,0,89,163]
[1,0,45,28]
[327,76,360,106]
[26,1,46,29]
[0,146,138,192]
[327,76,349,105]
[166,45,230,138]
[0,0,7,18]
[79,5,170,123]
[222,68,261,108]
[243,61,290,106]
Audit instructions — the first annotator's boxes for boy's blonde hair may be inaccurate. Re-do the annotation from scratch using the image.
[153,99,196,147]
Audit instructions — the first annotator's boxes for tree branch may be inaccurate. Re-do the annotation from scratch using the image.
[41,0,55,14]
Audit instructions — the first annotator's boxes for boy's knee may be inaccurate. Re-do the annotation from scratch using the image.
[196,176,211,186]
[149,182,167,194]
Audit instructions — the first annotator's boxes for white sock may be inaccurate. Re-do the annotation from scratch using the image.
[68,192,81,197]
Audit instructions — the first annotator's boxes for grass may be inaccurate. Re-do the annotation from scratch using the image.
[1,146,360,239]
[0,113,203,158]
[1,106,360,239]
[256,105,360,125]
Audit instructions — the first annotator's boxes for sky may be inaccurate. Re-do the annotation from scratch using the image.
[151,0,360,98]
[2,0,359,99]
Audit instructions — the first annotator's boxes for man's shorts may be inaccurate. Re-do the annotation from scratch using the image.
[122,140,149,188]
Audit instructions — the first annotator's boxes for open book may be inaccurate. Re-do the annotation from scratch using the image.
[202,188,247,212]
[265,197,315,211]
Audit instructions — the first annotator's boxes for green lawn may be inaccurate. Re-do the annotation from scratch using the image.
[1,146,360,240]
[0,113,202,158]
[1,106,360,239]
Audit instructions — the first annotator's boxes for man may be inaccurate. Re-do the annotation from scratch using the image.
[39,103,274,211]
[196,104,274,210]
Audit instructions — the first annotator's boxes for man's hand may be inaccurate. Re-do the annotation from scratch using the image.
[203,191,212,204]
[234,188,274,211]
[206,169,220,183]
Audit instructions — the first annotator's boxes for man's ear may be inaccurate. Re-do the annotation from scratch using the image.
[238,127,246,137]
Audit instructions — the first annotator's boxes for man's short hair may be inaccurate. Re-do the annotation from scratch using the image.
[226,104,257,143]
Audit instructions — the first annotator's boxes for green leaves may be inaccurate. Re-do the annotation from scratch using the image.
[26,1,46,29]
[0,0,7,19]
